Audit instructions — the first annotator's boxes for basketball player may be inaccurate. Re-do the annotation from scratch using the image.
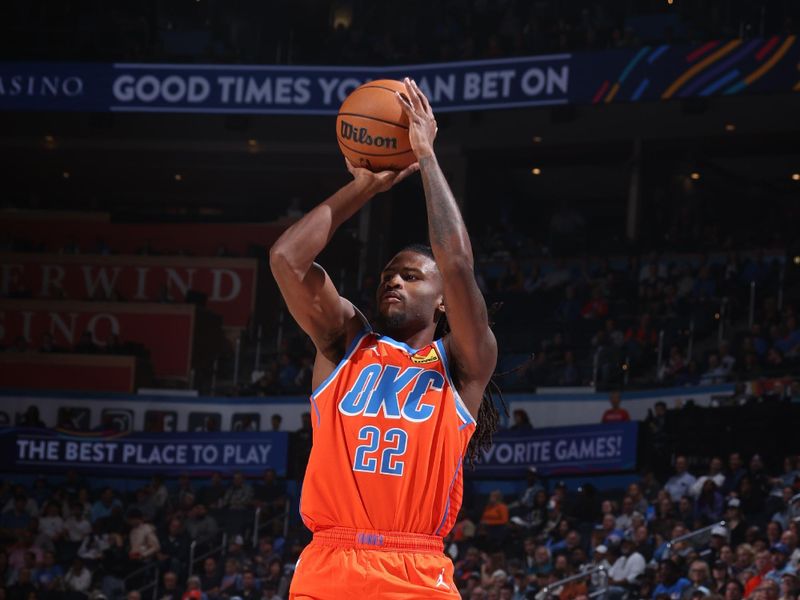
[270,78,498,598]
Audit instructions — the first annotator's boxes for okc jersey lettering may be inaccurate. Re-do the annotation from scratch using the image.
[302,333,475,536]
[338,364,444,422]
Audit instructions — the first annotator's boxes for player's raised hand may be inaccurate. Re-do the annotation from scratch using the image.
[345,158,419,194]
[395,77,437,160]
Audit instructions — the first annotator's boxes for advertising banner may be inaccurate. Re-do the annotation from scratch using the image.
[0,253,256,329]
[0,36,797,114]
[0,300,196,379]
[475,422,638,477]
[1,428,288,476]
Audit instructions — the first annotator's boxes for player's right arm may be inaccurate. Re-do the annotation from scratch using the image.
[269,160,418,361]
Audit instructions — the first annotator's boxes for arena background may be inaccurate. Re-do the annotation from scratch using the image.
[1,2,799,599]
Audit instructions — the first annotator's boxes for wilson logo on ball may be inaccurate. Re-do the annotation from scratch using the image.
[340,120,398,149]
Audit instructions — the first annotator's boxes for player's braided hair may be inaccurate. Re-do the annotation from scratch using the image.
[402,244,508,468]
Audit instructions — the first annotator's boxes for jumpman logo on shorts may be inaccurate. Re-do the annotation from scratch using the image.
[435,568,450,589]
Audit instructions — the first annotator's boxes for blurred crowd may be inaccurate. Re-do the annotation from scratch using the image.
[3,0,798,64]
[5,448,800,599]
[449,451,800,599]
[0,469,291,600]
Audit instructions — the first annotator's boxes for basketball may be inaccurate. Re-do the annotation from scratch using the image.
[336,79,414,172]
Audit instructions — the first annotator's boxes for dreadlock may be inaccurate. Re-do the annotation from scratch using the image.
[401,244,509,468]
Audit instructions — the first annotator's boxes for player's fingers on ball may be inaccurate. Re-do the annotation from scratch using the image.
[404,77,423,111]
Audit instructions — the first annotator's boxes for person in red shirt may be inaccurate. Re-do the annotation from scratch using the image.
[601,391,631,423]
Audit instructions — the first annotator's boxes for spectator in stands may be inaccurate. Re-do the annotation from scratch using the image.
[691,458,726,499]
[270,414,282,432]
[254,469,286,535]
[262,558,290,598]
[76,520,109,565]
[615,496,637,534]
[779,572,798,600]
[701,353,728,385]
[38,502,65,544]
[183,575,206,600]
[0,496,32,535]
[185,504,218,542]
[8,531,42,571]
[8,567,35,600]
[33,549,64,593]
[64,502,91,548]
[197,473,225,510]
[712,560,731,594]
[219,558,242,596]
[221,472,253,534]
[682,560,714,600]
[127,508,160,564]
[666,457,697,503]
[63,556,91,598]
[725,579,745,600]
[765,545,795,584]
[18,407,45,429]
[158,570,183,600]
[509,410,534,432]
[745,550,773,597]
[157,517,189,579]
[602,391,630,423]
[653,559,691,599]
[694,480,724,525]
[480,491,509,549]
[199,556,221,598]
[607,538,646,599]
[90,488,121,524]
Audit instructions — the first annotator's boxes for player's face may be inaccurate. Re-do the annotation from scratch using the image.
[375,250,443,334]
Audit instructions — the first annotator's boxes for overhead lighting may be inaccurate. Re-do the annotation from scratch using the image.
[531,167,542,175]
[174,174,183,181]
[690,172,700,180]
[724,123,736,132]
[532,136,543,143]
[792,173,800,181]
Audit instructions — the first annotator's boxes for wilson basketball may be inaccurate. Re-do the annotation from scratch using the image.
[336,79,414,172]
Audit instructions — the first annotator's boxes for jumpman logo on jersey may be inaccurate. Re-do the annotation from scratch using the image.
[435,568,451,590]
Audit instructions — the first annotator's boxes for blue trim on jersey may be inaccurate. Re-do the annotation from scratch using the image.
[310,395,321,427]
[435,456,463,536]
[435,339,477,426]
[375,334,422,354]
[310,327,372,402]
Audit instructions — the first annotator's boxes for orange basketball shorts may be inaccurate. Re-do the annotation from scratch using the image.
[289,527,460,599]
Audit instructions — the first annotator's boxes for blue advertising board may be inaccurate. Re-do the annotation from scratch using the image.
[474,422,638,477]
[1,428,288,477]
[0,36,796,114]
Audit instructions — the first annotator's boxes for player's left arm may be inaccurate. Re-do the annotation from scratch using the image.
[397,78,497,418]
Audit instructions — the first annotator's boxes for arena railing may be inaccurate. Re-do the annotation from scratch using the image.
[540,565,609,599]
[665,520,726,557]
[188,530,228,578]
[252,498,292,546]
[125,560,159,600]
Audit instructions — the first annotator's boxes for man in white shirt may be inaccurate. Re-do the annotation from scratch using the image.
[665,456,697,503]
[608,539,646,599]
[64,503,92,543]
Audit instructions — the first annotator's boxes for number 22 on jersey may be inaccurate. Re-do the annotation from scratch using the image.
[353,425,408,476]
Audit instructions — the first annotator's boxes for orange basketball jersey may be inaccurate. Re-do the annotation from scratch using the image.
[300,329,476,537]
